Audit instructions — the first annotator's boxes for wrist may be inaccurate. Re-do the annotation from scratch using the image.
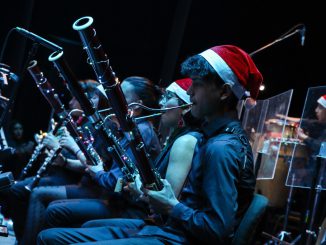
[74,149,82,156]
[169,199,179,207]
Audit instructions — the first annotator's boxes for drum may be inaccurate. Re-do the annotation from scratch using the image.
[255,140,308,208]
[265,118,298,139]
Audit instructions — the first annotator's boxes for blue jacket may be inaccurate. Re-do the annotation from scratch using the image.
[137,117,255,244]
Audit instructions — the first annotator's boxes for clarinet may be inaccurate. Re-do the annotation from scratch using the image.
[25,147,63,191]
[65,118,104,167]
[18,119,63,180]
[48,50,137,182]
[27,60,103,167]
[72,16,163,190]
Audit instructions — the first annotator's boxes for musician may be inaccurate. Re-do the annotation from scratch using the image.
[297,94,326,155]
[153,78,202,193]
[35,77,201,244]
[37,45,263,245]
[6,80,104,244]
[40,76,163,230]
[17,80,111,245]
[18,77,162,245]
[0,120,35,179]
[294,94,326,229]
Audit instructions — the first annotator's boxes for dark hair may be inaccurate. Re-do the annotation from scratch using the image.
[181,54,238,109]
[78,79,99,99]
[122,76,162,116]
[181,55,223,84]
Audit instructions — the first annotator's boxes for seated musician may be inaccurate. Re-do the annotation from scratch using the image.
[39,76,165,230]
[19,77,163,245]
[38,45,263,245]
[7,80,100,244]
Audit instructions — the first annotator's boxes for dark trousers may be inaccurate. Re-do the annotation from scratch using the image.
[21,184,103,245]
[8,167,81,241]
[37,219,171,245]
[45,198,149,229]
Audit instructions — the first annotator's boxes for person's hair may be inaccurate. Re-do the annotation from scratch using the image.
[122,76,162,116]
[78,79,99,99]
[181,54,238,110]
[78,79,110,110]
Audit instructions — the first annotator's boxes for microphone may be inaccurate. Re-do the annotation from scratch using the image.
[300,26,306,46]
[15,27,63,51]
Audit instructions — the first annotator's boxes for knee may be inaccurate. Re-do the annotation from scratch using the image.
[82,219,103,228]
[37,228,59,245]
[10,182,29,199]
[30,187,48,202]
[45,203,67,227]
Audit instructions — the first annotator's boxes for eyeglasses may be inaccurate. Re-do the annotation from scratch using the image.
[159,91,178,107]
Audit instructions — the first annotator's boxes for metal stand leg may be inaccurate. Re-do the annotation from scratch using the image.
[303,156,325,245]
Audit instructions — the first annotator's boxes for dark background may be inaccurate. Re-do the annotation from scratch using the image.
[0,0,325,142]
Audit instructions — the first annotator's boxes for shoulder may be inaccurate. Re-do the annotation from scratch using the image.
[173,134,198,149]
[204,133,243,158]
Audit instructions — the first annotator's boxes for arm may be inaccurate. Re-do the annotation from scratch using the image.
[276,113,300,123]
[53,153,86,173]
[166,134,197,196]
[297,127,323,153]
[93,165,121,191]
[59,135,87,165]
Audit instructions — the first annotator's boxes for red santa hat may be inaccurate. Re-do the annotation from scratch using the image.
[199,45,263,101]
[317,94,326,109]
[166,78,192,104]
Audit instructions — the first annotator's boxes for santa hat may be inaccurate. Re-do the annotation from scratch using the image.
[199,45,263,101]
[317,94,326,109]
[166,78,192,104]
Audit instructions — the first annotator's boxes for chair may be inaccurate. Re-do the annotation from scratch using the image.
[232,193,269,245]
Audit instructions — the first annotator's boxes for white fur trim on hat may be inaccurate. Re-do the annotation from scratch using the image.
[166,82,191,104]
[199,49,250,100]
[317,96,326,109]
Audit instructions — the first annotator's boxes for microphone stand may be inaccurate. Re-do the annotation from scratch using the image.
[301,151,326,245]
[250,28,301,57]
[0,43,38,144]
[262,162,298,244]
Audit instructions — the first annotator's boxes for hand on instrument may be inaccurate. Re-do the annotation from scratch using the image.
[43,133,60,150]
[141,179,179,215]
[52,152,67,167]
[34,133,43,144]
[123,174,146,201]
[59,134,79,153]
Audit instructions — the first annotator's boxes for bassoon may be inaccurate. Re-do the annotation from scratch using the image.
[72,16,163,190]
[48,52,136,182]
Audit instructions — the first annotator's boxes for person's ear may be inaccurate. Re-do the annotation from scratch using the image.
[220,83,232,101]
